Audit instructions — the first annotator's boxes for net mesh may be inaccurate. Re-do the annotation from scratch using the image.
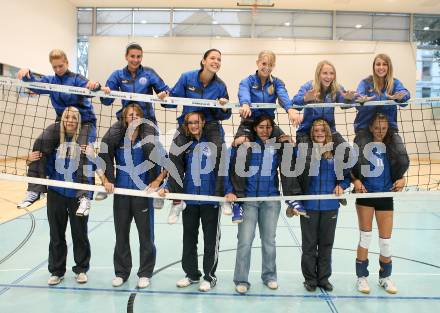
[1,78,440,200]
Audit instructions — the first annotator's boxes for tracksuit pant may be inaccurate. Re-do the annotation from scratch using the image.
[47,189,90,276]
[113,195,156,280]
[300,210,338,287]
[181,204,221,284]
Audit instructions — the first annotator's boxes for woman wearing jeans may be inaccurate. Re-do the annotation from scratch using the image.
[225,115,299,294]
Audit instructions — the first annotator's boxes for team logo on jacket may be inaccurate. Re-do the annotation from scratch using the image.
[188,86,196,91]
[139,77,148,85]
[202,146,212,157]
[252,84,259,89]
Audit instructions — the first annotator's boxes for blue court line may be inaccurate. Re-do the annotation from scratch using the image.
[1,283,439,301]
[0,214,113,297]
[281,214,339,313]
[10,216,440,232]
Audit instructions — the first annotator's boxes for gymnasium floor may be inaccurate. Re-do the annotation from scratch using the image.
[0,193,439,313]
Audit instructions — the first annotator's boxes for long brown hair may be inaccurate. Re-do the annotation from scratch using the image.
[310,119,333,160]
[313,60,340,102]
[372,53,394,95]
[121,102,144,128]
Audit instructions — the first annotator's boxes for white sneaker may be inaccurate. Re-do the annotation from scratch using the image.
[235,284,248,294]
[379,277,397,294]
[76,196,91,216]
[137,277,150,289]
[167,200,186,224]
[266,280,278,290]
[17,191,44,209]
[176,277,199,288]
[75,272,88,284]
[95,192,108,201]
[153,197,164,210]
[221,202,232,215]
[198,280,212,292]
[47,275,64,285]
[357,277,370,294]
[112,276,124,287]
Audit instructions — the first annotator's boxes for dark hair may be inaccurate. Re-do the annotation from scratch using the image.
[125,42,143,56]
[253,114,274,131]
[200,48,221,69]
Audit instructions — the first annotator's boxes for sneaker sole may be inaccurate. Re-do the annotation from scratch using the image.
[48,277,64,285]
[358,289,370,294]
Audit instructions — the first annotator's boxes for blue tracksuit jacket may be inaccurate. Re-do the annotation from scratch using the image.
[238,72,292,120]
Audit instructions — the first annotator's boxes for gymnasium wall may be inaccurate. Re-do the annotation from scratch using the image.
[0,0,77,74]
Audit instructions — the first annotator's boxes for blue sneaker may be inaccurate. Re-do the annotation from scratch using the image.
[231,202,243,224]
[285,200,307,217]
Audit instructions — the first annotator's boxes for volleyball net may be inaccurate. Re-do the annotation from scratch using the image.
[1,76,440,202]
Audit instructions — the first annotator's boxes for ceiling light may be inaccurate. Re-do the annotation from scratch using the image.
[154,35,159,38]
[424,26,430,31]
[140,20,147,24]
[284,22,291,26]
[212,20,219,25]
[355,24,362,29]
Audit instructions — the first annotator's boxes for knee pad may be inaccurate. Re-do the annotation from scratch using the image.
[379,237,391,258]
[359,230,372,249]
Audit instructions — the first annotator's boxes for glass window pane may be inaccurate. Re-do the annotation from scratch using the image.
[78,9,93,24]
[173,24,212,36]
[97,9,132,23]
[78,23,93,36]
[373,15,409,29]
[336,27,372,40]
[77,40,89,77]
[134,24,170,36]
[134,10,170,23]
[373,29,409,41]
[212,10,252,25]
[414,15,440,31]
[254,11,293,26]
[294,26,332,39]
[293,12,332,27]
[96,24,131,36]
[173,9,213,24]
[255,25,293,37]
[336,13,372,28]
[220,25,251,37]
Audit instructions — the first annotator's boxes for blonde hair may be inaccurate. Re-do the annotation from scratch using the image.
[183,111,205,137]
[313,60,340,102]
[310,119,333,160]
[59,107,81,159]
[372,53,394,95]
[257,50,276,67]
[49,49,68,62]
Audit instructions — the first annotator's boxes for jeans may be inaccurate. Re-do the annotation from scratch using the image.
[233,201,281,287]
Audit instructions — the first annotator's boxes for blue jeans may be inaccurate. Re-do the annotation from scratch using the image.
[233,201,281,287]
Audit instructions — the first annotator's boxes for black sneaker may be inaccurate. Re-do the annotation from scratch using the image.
[303,281,316,292]
[319,281,334,292]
